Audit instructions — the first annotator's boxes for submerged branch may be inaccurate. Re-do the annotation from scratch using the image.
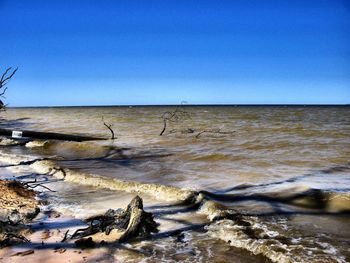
[195,129,236,138]
[102,117,116,140]
[159,103,190,136]
[159,119,167,136]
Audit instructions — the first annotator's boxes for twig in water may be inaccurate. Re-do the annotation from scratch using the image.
[22,178,56,192]
[102,117,116,140]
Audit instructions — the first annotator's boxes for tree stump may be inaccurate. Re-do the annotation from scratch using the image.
[71,196,158,244]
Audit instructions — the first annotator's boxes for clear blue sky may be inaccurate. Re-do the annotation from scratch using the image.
[0,0,349,106]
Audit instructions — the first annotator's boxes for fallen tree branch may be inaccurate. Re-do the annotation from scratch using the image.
[6,178,56,195]
[160,102,190,136]
[61,230,70,242]
[165,127,235,138]
[195,129,236,138]
[102,117,116,140]
[4,232,30,243]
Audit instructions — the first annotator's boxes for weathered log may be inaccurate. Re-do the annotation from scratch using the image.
[0,128,105,142]
[118,195,158,243]
[70,196,158,243]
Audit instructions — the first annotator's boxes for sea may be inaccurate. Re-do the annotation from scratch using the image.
[0,105,349,262]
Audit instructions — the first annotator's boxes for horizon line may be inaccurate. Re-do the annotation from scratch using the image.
[6,103,350,108]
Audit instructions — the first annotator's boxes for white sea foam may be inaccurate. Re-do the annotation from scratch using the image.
[207,219,346,263]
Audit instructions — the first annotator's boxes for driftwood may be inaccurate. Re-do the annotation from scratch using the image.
[71,196,158,244]
[22,178,56,192]
[0,128,105,142]
[160,103,190,136]
[167,128,235,138]
[195,128,236,138]
[0,221,30,248]
[102,117,116,140]
[118,195,158,242]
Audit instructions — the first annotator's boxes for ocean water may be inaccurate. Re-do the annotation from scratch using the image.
[0,106,349,262]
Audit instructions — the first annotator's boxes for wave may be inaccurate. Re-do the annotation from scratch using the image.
[26,140,115,159]
[207,218,346,263]
[190,153,243,162]
[0,152,196,202]
[1,150,349,214]
[0,151,348,262]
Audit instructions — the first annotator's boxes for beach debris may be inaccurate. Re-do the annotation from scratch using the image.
[195,128,236,138]
[54,248,67,254]
[158,102,235,138]
[70,196,158,244]
[44,209,61,218]
[0,221,31,248]
[0,128,105,142]
[61,230,70,242]
[102,117,116,140]
[10,249,34,257]
[41,229,51,240]
[75,237,96,248]
[167,127,236,138]
[160,102,190,136]
[22,178,57,193]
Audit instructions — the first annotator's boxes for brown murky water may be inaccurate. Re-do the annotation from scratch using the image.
[1,106,349,262]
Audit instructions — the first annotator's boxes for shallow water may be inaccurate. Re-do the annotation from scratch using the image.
[1,106,349,262]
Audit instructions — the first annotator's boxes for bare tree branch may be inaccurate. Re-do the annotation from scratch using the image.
[61,230,70,242]
[0,68,12,82]
[0,87,7,96]
[102,117,116,140]
[0,67,18,109]
[159,102,190,136]
[22,178,56,192]
[0,67,18,87]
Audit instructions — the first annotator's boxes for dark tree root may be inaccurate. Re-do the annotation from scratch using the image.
[61,230,70,242]
[0,220,31,248]
[21,178,56,192]
[118,196,158,242]
[71,196,158,244]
